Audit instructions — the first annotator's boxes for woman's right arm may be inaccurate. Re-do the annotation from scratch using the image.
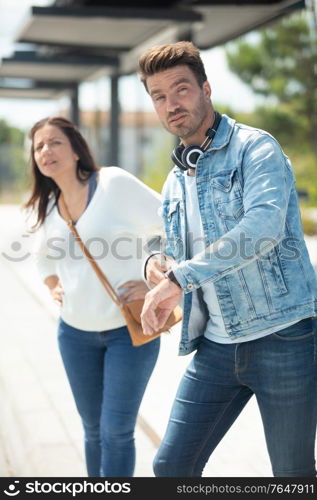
[44,275,64,305]
[32,223,56,278]
[32,223,62,304]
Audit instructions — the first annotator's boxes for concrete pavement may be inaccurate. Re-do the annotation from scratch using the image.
[0,204,316,477]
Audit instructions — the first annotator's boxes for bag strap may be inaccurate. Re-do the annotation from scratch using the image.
[59,193,122,307]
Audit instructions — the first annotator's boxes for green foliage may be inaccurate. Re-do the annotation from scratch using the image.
[226,13,317,100]
[225,11,317,155]
[0,119,27,202]
[140,132,175,194]
[300,209,317,236]
[290,151,317,206]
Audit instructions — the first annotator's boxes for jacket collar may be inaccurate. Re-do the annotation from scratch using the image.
[208,113,235,151]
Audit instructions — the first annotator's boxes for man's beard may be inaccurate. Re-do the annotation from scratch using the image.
[164,96,208,140]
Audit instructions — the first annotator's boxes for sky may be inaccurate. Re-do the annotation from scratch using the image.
[0,0,261,131]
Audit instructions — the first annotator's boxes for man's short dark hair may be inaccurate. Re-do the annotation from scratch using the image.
[138,41,207,92]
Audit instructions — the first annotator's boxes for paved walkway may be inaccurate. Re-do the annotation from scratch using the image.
[0,204,316,477]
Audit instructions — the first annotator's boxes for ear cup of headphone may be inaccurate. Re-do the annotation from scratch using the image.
[181,145,204,169]
[171,111,222,171]
[171,144,204,170]
[171,145,187,170]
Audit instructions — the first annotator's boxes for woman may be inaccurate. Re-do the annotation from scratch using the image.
[25,116,162,477]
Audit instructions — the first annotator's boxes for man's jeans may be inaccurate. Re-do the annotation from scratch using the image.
[153,318,317,477]
[58,319,160,477]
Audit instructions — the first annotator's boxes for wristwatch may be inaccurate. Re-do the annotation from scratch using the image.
[164,269,181,288]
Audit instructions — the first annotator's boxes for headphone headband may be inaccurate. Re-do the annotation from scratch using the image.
[205,111,222,141]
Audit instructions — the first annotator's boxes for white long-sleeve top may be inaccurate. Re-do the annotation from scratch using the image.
[33,166,163,331]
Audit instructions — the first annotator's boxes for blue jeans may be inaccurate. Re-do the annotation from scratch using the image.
[57,319,160,477]
[153,318,317,477]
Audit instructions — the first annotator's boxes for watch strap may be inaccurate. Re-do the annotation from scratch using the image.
[165,269,181,288]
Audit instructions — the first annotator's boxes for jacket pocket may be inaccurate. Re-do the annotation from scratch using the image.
[211,169,244,231]
[258,246,289,298]
[210,168,241,193]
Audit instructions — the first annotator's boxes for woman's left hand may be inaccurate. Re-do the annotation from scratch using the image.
[118,280,149,303]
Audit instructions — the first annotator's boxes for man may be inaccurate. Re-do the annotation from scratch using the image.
[138,41,317,477]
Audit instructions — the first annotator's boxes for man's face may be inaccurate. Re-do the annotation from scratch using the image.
[146,64,211,142]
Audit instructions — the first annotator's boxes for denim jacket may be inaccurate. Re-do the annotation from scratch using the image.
[161,114,317,355]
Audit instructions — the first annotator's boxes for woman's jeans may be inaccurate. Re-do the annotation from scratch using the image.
[58,319,160,477]
[154,318,317,477]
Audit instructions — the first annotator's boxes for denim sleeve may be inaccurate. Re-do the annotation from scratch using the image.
[173,134,294,293]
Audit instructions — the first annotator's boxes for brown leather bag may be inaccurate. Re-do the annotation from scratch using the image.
[60,194,182,346]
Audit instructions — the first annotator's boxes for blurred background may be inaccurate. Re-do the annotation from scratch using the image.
[0,0,316,233]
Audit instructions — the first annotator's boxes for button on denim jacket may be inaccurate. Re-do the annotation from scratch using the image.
[161,114,317,355]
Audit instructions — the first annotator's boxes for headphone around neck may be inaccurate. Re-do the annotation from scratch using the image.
[171,111,222,171]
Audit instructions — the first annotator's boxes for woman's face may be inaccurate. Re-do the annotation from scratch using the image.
[33,124,79,180]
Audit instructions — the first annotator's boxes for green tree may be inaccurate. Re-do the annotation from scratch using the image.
[225,12,317,154]
[0,119,26,201]
[141,133,174,193]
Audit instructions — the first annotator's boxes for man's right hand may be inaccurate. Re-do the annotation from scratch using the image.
[145,253,175,287]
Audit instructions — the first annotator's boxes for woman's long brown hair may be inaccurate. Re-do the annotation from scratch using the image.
[24,116,98,229]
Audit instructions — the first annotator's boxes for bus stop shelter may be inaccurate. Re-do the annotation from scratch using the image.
[0,0,308,164]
